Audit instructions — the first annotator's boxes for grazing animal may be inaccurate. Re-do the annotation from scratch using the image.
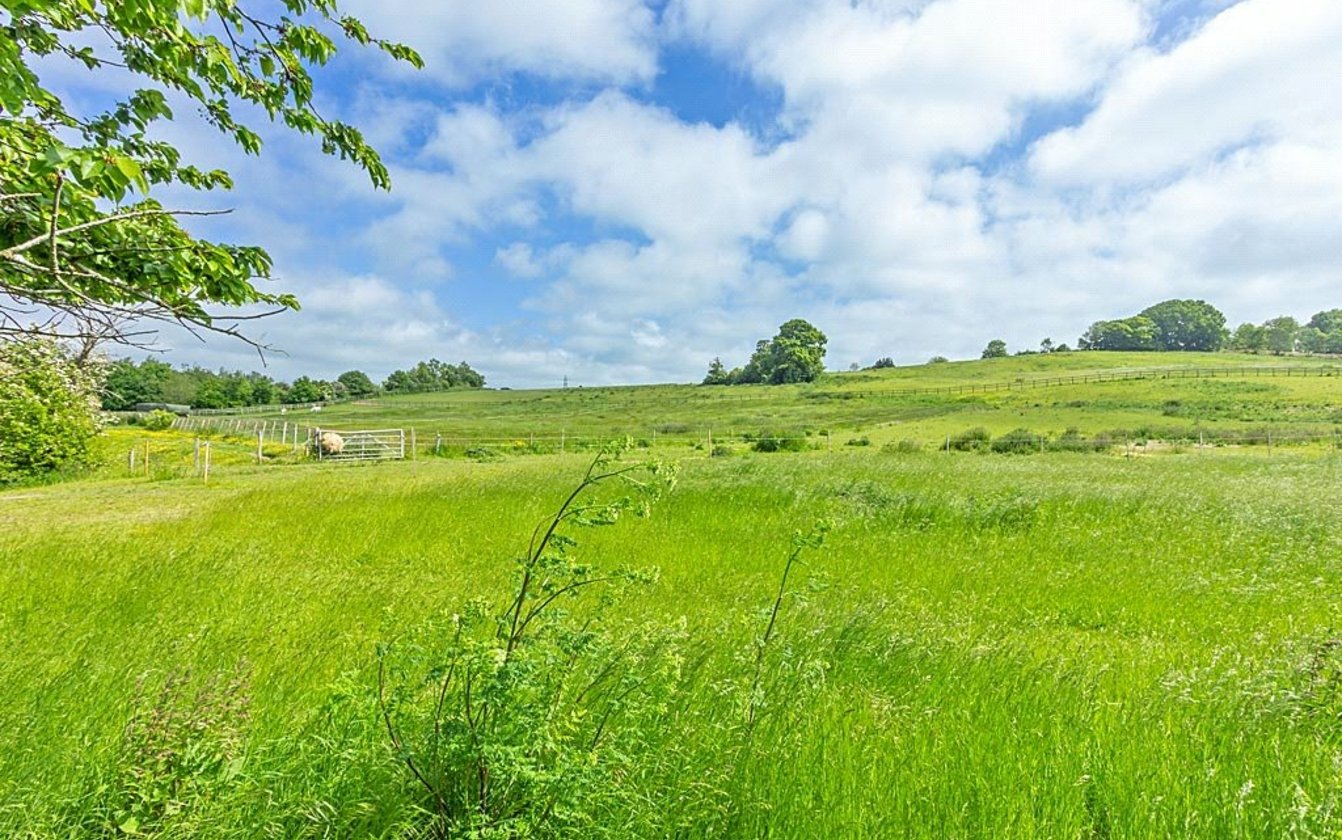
[318,431,344,455]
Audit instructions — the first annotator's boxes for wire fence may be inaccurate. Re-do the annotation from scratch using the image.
[160,415,1342,458]
[102,419,1342,490]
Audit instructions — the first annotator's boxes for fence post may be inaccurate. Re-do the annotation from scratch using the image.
[257,428,264,464]
[707,428,713,451]
[194,437,201,470]
[144,442,150,477]
[944,434,950,453]
[435,433,443,455]
[1267,431,1272,456]
[203,442,211,483]
[410,428,417,460]
[129,448,135,474]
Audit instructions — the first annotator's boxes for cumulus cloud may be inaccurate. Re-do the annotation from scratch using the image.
[1031,0,1342,185]
[64,0,1342,386]
[343,0,658,86]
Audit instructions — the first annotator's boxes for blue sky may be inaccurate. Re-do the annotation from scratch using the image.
[46,0,1342,386]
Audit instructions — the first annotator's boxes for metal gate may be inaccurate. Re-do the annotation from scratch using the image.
[312,428,406,462]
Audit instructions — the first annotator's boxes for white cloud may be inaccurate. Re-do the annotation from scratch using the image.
[1031,0,1342,185]
[494,243,544,278]
[343,0,657,86]
[70,0,1342,386]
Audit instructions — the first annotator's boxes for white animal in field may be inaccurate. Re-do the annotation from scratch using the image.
[311,404,322,412]
[317,431,344,455]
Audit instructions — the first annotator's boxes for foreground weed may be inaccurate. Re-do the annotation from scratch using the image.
[102,665,251,836]
[377,440,680,837]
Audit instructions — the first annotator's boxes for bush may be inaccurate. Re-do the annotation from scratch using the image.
[464,446,503,461]
[990,428,1042,455]
[948,426,991,451]
[142,409,176,431]
[844,436,871,447]
[711,444,734,457]
[882,439,922,454]
[751,430,809,453]
[0,339,104,483]
[376,445,681,836]
[1054,427,1112,453]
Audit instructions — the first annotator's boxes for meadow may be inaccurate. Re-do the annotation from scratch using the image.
[179,351,1342,453]
[4,353,1342,837]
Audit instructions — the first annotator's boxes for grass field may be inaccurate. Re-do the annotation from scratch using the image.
[176,352,1342,453]
[5,353,1342,837]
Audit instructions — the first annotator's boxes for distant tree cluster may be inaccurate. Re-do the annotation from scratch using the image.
[1228,310,1342,355]
[383,359,485,393]
[1079,300,1228,352]
[703,319,828,385]
[101,357,484,411]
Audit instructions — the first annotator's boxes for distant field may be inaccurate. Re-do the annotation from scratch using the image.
[4,353,1342,837]
[176,352,1342,452]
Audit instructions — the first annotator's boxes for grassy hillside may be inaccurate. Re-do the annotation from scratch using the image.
[178,352,1342,452]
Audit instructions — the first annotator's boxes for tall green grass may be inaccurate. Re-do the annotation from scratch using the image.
[4,448,1342,835]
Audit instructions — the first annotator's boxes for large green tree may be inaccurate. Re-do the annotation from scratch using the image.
[707,319,827,386]
[765,318,827,383]
[1078,316,1157,351]
[1138,299,1228,351]
[0,0,421,351]
[1262,316,1299,355]
[336,369,377,397]
[383,359,486,394]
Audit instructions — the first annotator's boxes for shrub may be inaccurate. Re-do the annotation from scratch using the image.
[990,428,1042,455]
[948,426,991,451]
[377,443,681,837]
[0,338,104,483]
[751,430,809,453]
[142,409,176,431]
[711,444,734,457]
[1054,427,1112,453]
[882,439,922,454]
[464,446,503,461]
[844,436,871,447]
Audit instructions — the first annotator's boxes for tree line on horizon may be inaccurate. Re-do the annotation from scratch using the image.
[975,300,1342,364]
[100,357,485,411]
